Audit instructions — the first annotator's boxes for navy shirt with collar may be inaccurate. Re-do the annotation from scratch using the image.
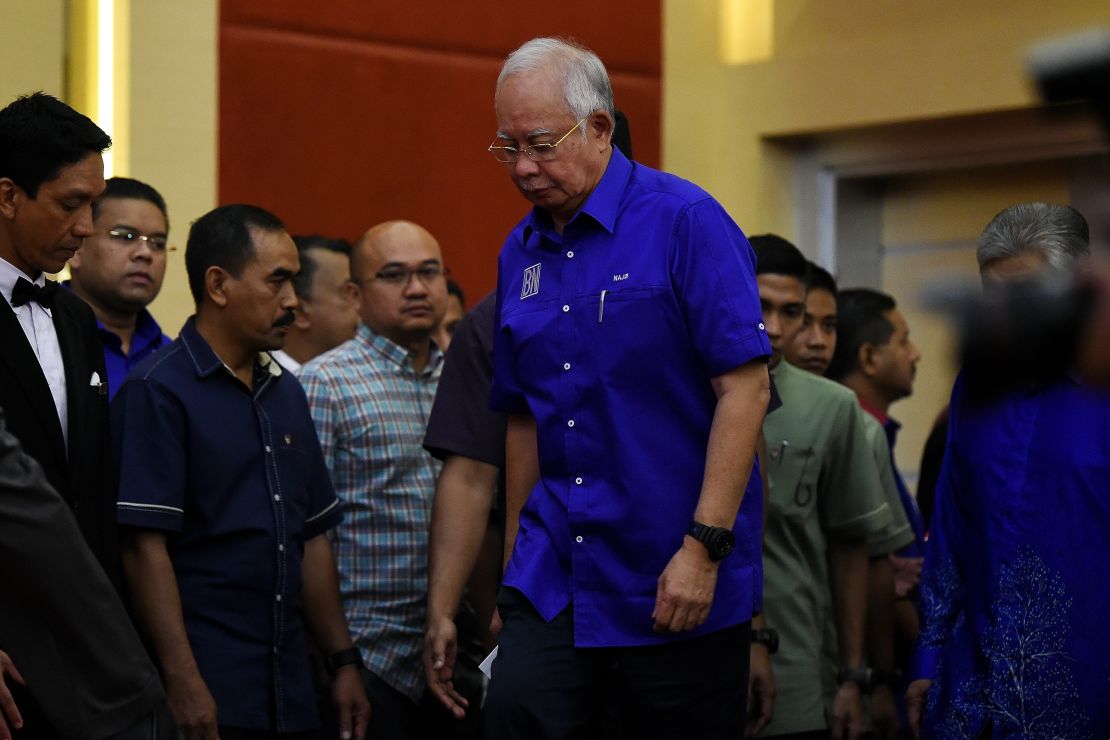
[491,147,771,647]
[113,317,342,733]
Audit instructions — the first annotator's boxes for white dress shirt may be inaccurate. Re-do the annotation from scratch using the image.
[0,256,68,447]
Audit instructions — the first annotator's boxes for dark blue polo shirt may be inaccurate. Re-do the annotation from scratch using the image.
[113,318,341,733]
[491,147,771,647]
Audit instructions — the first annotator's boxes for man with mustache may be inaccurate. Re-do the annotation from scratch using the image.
[68,177,172,400]
[300,220,448,739]
[113,204,369,740]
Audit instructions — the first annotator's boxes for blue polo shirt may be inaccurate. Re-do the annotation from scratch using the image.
[99,308,171,401]
[113,318,342,733]
[491,148,771,647]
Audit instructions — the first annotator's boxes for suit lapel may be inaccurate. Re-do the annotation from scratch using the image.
[52,293,95,461]
[0,299,67,460]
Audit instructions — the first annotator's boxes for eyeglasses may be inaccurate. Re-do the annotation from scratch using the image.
[107,228,171,252]
[358,265,448,287]
[488,117,587,163]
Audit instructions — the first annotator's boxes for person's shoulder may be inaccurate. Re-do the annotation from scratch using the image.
[129,338,187,383]
[780,362,859,408]
[627,160,718,210]
[300,337,371,382]
[52,286,98,330]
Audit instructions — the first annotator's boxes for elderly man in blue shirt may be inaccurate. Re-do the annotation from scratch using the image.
[485,38,772,739]
[114,204,369,740]
[906,203,1110,738]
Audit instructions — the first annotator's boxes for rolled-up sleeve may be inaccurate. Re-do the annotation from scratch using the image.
[670,199,771,376]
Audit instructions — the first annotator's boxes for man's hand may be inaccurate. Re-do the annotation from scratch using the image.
[165,671,219,740]
[333,665,370,740]
[829,681,863,740]
[424,614,469,719]
[745,642,775,736]
[870,684,899,740]
[905,678,932,738]
[652,538,718,632]
[889,554,924,598]
[0,650,25,740]
[489,606,503,637]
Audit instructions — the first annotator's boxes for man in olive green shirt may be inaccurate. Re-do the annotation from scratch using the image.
[749,236,896,739]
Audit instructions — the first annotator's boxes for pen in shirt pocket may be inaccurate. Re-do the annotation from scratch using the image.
[598,289,607,323]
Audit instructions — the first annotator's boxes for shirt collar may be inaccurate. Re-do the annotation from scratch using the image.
[97,308,164,354]
[179,316,283,381]
[858,395,900,432]
[356,322,444,376]
[524,146,633,245]
[0,255,46,306]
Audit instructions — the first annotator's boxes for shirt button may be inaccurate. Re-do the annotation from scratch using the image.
[575,535,584,543]
[566,250,574,258]
[575,477,583,485]
[567,419,575,428]
[274,495,281,502]
[562,304,570,313]
[563,362,571,371]
[758,322,766,331]
[275,594,282,602]
[278,544,285,552]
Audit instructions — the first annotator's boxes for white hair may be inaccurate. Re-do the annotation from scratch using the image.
[977,202,1090,273]
[496,37,616,127]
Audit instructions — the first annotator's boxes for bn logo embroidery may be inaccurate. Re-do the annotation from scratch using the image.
[521,263,542,299]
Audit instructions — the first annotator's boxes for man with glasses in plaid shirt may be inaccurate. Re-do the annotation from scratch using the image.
[300,220,449,740]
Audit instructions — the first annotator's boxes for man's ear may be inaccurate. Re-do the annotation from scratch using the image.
[857,342,880,379]
[205,266,231,308]
[0,178,21,220]
[588,111,614,152]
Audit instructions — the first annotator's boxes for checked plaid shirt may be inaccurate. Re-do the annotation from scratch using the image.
[300,323,443,701]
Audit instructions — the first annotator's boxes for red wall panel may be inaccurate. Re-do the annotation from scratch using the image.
[219,2,661,305]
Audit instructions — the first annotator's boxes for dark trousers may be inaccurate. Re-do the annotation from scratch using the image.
[218,728,313,740]
[485,588,750,740]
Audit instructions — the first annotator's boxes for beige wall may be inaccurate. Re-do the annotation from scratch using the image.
[0,0,66,102]
[663,0,1110,234]
[127,0,218,332]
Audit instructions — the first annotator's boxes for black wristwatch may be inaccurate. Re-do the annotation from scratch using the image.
[325,647,364,676]
[750,628,779,654]
[686,521,736,562]
[837,666,873,694]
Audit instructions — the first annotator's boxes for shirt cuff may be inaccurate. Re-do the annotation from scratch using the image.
[304,498,343,540]
[703,329,772,378]
[489,385,530,415]
[910,646,941,681]
[117,501,184,532]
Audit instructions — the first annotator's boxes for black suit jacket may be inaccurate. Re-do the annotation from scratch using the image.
[0,286,118,577]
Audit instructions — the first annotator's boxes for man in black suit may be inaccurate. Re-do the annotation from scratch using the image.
[0,92,116,738]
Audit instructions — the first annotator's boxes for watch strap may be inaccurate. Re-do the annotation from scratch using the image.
[326,647,364,676]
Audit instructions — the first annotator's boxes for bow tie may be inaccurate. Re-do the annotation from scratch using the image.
[11,277,59,309]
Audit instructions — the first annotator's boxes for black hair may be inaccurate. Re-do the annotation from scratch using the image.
[612,109,633,160]
[92,176,169,230]
[826,288,898,381]
[0,92,111,198]
[446,279,465,306]
[807,262,837,295]
[749,234,809,280]
[185,204,285,306]
[291,235,351,300]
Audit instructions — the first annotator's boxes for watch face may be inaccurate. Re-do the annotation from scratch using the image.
[710,529,736,560]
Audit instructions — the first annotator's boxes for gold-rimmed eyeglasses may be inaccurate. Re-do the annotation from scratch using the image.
[106,228,172,252]
[488,117,587,163]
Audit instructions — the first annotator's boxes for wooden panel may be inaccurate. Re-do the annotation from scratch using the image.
[219,3,661,304]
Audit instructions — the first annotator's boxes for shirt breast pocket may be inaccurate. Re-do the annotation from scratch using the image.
[767,443,820,522]
[586,285,669,387]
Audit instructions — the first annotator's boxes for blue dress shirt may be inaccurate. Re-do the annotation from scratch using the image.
[113,318,342,733]
[491,148,771,647]
[913,373,1110,737]
[99,308,171,401]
